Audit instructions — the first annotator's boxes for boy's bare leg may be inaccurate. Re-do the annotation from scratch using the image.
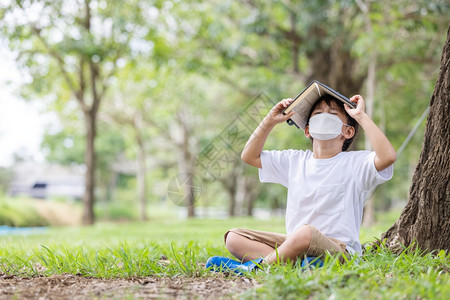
[226,225,311,264]
[225,231,275,262]
[264,225,311,264]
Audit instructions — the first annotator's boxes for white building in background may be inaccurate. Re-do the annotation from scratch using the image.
[8,162,85,200]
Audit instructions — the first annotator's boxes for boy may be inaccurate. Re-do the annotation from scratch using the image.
[206,94,397,274]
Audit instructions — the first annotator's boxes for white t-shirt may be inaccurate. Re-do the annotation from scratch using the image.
[259,149,393,254]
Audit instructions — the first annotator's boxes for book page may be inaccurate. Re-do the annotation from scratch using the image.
[289,113,303,128]
[290,84,321,117]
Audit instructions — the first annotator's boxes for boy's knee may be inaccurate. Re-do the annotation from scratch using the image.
[225,230,239,245]
[291,225,312,250]
[225,229,243,251]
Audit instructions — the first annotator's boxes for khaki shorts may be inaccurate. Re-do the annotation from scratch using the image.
[225,224,347,258]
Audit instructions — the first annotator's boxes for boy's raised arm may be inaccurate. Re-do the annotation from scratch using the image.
[241,98,295,168]
[344,95,397,171]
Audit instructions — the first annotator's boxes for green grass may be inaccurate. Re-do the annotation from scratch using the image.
[0,217,284,278]
[248,245,449,299]
[0,215,449,299]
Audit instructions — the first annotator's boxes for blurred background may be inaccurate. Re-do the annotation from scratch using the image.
[0,0,448,227]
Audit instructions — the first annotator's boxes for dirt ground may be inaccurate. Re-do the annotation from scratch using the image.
[0,273,259,299]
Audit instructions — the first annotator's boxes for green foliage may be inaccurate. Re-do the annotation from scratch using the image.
[41,128,85,165]
[0,167,12,195]
[94,201,138,222]
[0,198,48,227]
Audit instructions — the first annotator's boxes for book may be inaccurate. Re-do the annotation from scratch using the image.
[282,80,356,130]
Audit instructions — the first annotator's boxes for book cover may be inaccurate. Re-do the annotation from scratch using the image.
[283,80,356,130]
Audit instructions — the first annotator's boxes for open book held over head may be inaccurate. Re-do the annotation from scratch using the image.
[282,80,356,130]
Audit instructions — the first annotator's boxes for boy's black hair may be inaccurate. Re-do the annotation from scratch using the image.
[306,95,358,151]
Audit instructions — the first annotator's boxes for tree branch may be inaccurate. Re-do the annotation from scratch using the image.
[31,26,79,99]
[77,57,88,113]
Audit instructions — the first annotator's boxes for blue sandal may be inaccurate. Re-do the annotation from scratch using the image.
[206,256,263,275]
[301,256,324,269]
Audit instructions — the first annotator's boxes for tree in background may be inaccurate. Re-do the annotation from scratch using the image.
[381,25,450,253]
[0,0,146,224]
[41,120,127,204]
[364,0,449,217]
[0,167,13,195]
[103,61,179,220]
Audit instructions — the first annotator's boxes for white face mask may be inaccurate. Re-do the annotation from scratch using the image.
[308,113,346,141]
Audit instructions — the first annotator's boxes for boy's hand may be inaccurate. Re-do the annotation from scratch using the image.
[345,94,397,171]
[242,98,295,168]
[265,98,296,126]
[345,95,366,122]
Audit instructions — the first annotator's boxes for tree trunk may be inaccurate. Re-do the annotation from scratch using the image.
[136,127,148,221]
[305,29,365,97]
[177,110,196,218]
[289,10,300,74]
[184,172,196,218]
[106,171,118,202]
[362,193,375,227]
[243,175,260,217]
[381,25,450,253]
[218,166,239,217]
[359,0,377,227]
[80,0,101,225]
[227,176,237,217]
[82,111,96,225]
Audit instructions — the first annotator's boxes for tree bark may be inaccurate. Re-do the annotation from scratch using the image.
[289,10,300,74]
[217,164,239,217]
[306,42,365,97]
[227,175,238,217]
[176,110,196,218]
[358,0,377,227]
[381,25,450,253]
[135,117,148,221]
[80,0,101,225]
[82,111,96,225]
[244,175,260,216]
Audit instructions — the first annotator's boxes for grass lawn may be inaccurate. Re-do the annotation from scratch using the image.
[0,215,449,299]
